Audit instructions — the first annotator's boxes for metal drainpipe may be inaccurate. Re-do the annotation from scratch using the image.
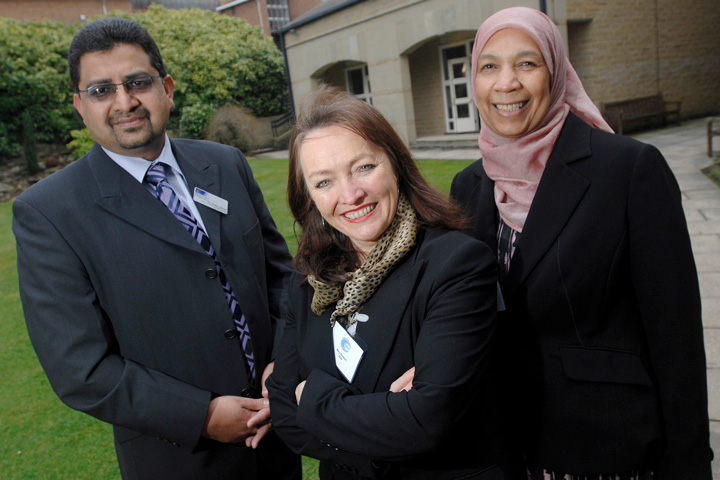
[539,0,547,14]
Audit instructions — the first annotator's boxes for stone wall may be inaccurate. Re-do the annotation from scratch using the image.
[567,0,720,118]
[284,0,533,143]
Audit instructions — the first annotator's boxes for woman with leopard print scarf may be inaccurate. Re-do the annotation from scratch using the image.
[266,86,512,480]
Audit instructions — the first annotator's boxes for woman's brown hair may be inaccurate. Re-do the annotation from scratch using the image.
[288,85,467,284]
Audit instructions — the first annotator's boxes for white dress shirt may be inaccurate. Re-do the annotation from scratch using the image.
[102,135,208,232]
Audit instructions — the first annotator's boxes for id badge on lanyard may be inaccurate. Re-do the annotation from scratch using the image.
[332,322,366,382]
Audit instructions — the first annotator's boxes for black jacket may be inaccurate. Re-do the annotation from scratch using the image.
[451,113,712,478]
[268,228,511,479]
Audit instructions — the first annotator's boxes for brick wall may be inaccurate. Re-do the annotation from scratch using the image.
[567,0,720,118]
[409,40,445,137]
[657,0,720,116]
[288,0,320,20]
[0,0,132,23]
[219,1,262,30]
[218,0,321,36]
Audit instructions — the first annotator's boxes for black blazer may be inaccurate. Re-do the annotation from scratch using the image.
[267,228,510,479]
[450,113,712,478]
[13,139,297,479]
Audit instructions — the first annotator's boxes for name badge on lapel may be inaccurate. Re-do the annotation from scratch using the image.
[332,322,365,382]
[193,187,228,214]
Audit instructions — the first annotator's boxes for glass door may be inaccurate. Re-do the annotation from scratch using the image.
[345,65,372,104]
[441,42,478,133]
[448,58,475,132]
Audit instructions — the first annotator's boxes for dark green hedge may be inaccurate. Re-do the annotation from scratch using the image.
[0,5,287,159]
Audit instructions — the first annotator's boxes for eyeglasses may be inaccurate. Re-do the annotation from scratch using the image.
[77,75,164,103]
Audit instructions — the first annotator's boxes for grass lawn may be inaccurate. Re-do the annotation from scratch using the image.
[0,200,120,479]
[0,158,472,479]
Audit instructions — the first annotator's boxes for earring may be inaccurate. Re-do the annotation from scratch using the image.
[321,217,326,227]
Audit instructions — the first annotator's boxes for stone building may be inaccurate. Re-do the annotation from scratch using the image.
[279,0,720,145]
[4,0,717,144]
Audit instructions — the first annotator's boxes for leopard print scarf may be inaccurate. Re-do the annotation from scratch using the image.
[307,194,419,332]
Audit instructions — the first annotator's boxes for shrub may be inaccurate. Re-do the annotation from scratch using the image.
[179,103,216,139]
[0,5,288,161]
[205,105,258,154]
[0,123,15,164]
[22,111,40,174]
[67,128,95,159]
[123,5,288,121]
[0,18,82,158]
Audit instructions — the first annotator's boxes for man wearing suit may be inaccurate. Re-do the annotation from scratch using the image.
[13,17,300,479]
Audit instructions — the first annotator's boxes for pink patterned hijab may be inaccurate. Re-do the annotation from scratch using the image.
[471,7,612,232]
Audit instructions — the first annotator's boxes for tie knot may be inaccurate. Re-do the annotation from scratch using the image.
[145,163,168,187]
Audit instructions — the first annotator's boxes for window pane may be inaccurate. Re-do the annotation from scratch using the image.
[452,63,466,79]
[445,45,466,60]
[445,86,453,118]
[347,69,363,94]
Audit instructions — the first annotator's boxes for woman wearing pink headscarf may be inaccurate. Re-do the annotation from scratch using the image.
[451,7,712,479]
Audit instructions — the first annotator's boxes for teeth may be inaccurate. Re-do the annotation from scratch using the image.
[495,102,525,112]
[344,204,375,219]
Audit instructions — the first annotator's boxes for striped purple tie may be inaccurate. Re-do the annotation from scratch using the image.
[146,163,255,384]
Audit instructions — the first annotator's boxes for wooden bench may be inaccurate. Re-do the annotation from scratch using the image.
[601,94,681,135]
[708,117,720,157]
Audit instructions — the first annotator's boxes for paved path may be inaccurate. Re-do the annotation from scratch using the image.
[257,117,719,472]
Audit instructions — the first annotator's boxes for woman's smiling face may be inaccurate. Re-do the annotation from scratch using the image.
[474,28,551,138]
[298,125,399,256]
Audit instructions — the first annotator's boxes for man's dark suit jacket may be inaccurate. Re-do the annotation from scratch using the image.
[268,228,511,479]
[13,139,298,479]
[450,113,712,478]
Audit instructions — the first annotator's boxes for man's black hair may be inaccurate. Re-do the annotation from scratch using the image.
[68,17,167,92]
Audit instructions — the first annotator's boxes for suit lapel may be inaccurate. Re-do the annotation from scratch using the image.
[171,140,224,255]
[89,144,202,252]
[505,113,593,293]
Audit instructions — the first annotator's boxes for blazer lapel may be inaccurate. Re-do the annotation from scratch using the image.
[89,144,203,252]
[505,113,593,293]
[306,258,423,393]
[350,254,424,394]
[171,140,223,255]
